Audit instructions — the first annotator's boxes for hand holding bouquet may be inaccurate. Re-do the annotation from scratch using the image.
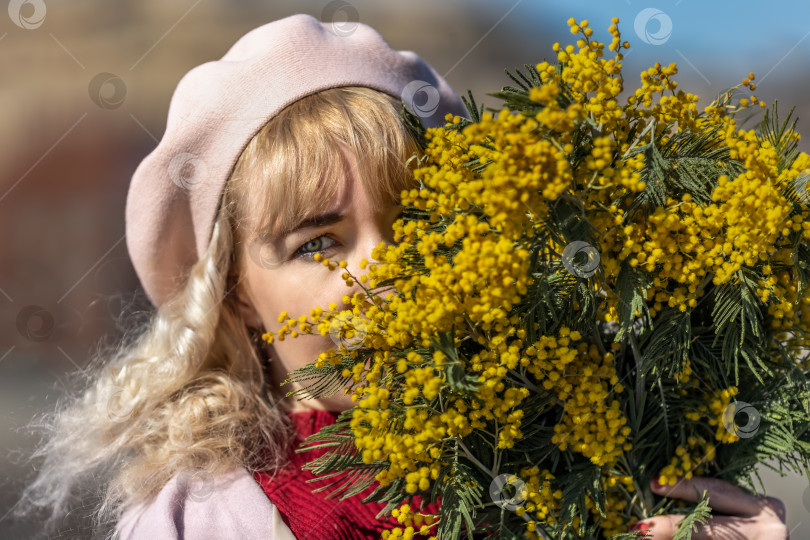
[266,16,810,539]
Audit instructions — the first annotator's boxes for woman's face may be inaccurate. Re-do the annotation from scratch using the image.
[234,147,402,412]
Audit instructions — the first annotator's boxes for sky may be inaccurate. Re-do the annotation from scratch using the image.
[454,0,810,142]
[517,0,810,88]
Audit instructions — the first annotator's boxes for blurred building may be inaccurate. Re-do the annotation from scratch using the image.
[1,0,808,537]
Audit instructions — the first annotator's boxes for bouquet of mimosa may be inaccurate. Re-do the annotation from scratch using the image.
[265,16,810,540]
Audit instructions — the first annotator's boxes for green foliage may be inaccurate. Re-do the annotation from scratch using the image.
[436,461,483,540]
[672,490,712,540]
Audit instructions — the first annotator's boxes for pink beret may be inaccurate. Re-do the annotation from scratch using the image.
[125,13,468,307]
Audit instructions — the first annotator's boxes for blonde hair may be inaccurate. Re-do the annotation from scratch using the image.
[11,86,422,539]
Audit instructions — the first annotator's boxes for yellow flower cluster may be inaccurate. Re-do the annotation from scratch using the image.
[524,328,631,467]
[707,386,742,444]
[518,466,563,528]
[519,465,636,539]
[466,331,534,449]
[651,379,739,488]
[369,211,532,348]
[588,477,635,538]
[656,435,716,487]
[543,20,625,128]
[596,125,807,317]
[351,391,447,493]
[673,358,693,387]
[629,61,700,133]
[382,503,439,540]
[764,257,810,343]
[686,386,740,444]
[535,21,810,329]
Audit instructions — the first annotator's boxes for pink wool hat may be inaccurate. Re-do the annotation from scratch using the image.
[125,13,468,307]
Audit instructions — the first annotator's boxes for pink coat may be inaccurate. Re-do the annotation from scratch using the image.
[116,466,297,539]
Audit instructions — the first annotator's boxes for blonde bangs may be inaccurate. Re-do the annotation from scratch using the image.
[225,86,423,265]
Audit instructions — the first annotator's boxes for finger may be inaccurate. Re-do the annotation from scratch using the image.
[650,476,771,517]
[762,496,787,523]
[640,514,750,540]
[630,515,689,539]
[631,514,787,540]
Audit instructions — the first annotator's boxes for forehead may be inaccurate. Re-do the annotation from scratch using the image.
[230,105,419,249]
[270,155,354,238]
[254,143,394,242]
[302,144,355,212]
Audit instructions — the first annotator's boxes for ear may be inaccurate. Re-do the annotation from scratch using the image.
[227,272,263,330]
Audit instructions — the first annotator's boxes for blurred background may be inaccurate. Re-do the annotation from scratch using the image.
[1,0,809,537]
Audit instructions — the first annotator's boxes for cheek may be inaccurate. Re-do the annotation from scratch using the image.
[250,266,367,386]
[249,265,351,334]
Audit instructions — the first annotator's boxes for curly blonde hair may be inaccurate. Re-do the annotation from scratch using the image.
[12,86,423,539]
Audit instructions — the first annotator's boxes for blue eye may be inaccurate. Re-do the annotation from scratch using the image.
[295,235,336,260]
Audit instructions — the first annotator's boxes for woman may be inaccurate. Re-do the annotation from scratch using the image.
[13,13,787,540]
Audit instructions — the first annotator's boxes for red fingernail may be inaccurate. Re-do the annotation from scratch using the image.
[629,522,652,532]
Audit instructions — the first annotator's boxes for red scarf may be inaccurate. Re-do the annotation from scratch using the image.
[253,409,440,539]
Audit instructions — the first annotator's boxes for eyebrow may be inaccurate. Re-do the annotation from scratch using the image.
[275,211,345,239]
[265,206,404,244]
